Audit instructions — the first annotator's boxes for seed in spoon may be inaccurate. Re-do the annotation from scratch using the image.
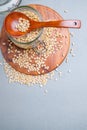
[15,17,30,32]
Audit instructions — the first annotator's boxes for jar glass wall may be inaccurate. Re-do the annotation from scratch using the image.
[0,0,22,13]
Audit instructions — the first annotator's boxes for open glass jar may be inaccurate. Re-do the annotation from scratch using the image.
[0,0,22,13]
[6,6,43,49]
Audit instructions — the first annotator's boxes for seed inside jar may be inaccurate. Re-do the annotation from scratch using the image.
[13,10,41,47]
[16,17,30,32]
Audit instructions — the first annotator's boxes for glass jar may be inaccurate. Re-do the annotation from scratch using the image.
[0,0,22,13]
[0,0,11,5]
[0,0,21,32]
[6,6,43,49]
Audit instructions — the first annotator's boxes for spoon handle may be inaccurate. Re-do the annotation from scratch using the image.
[36,20,81,29]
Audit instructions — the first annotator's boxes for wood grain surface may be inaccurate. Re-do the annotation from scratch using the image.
[0,4,70,75]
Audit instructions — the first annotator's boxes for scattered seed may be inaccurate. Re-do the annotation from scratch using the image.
[72,54,76,57]
[59,40,63,43]
[70,48,73,54]
[57,64,59,67]
[70,32,74,37]
[67,69,71,73]
[72,42,75,46]
[6,26,65,74]
[64,10,68,13]
[4,60,51,86]
[65,57,69,63]
[62,53,65,57]
[44,89,48,94]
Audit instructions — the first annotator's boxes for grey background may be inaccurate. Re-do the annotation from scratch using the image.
[0,0,87,130]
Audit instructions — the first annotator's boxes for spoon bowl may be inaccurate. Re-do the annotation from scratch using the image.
[4,11,81,37]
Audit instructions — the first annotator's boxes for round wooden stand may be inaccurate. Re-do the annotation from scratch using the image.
[0,4,70,76]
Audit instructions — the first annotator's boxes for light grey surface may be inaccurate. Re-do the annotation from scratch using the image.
[0,0,87,130]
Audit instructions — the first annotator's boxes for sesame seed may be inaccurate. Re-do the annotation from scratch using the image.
[64,10,68,13]
[70,32,74,37]
[57,64,59,67]
[69,48,73,54]
[62,53,65,57]
[44,89,48,94]
[65,57,69,63]
[67,69,71,73]
[16,17,30,32]
[59,40,63,43]
[72,42,75,46]
[3,60,52,86]
[72,54,76,57]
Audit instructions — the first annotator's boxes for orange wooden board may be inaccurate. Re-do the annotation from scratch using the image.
[0,4,70,76]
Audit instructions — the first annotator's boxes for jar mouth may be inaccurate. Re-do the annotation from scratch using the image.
[8,5,43,45]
